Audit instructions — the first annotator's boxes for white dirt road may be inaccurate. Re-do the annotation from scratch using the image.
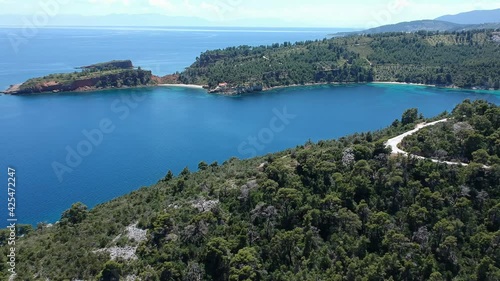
[384,119,476,167]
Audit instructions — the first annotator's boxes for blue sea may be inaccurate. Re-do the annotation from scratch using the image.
[0,27,499,225]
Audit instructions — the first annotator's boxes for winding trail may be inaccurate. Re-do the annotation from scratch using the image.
[384,119,477,167]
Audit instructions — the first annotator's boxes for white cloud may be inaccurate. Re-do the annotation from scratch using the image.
[148,0,176,13]
[1,0,500,27]
[88,0,130,5]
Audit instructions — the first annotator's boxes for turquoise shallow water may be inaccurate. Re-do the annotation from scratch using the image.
[0,28,499,225]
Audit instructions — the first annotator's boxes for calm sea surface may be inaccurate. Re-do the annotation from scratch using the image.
[0,27,498,225]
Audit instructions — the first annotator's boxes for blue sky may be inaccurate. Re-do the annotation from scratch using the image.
[2,0,500,27]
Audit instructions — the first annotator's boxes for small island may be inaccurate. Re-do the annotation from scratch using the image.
[2,60,155,95]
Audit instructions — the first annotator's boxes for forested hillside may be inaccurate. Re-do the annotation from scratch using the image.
[401,100,500,165]
[333,20,500,36]
[4,60,154,95]
[179,30,500,92]
[1,100,499,280]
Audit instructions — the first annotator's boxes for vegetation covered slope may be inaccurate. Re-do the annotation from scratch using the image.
[1,100,499,280]
[436,9,500,25]
[334,21,500,36]
[400,100,500,165]
[337,20,464,35]
[179,30,500,91]
[5,60,154,95]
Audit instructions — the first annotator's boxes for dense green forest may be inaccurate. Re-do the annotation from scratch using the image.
[20,68,153,89]
[400,100,500,165]
[179,30,500,91]
[11,60,153,95]
[2,100,499,280]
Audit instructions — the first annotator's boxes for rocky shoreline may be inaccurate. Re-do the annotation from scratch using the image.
[1,60,153,95]
[4,60,499,97]
[208,84,263,95]
[5,79,498,96]
[205,81,500,96]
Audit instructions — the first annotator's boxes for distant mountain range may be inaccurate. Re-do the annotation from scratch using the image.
[350,20,462,35]
[334,9,500,36]
[1,8,498,33]
[335,21,500,36]
[0,14,209,27]
[0,14,216,27]
[0,13,352,30]
[436,8,500,24]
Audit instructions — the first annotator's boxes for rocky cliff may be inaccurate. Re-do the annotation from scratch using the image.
[3,63,154,95]
[208,83,263,95]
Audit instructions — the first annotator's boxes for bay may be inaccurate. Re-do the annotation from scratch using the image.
[0,27,498,225]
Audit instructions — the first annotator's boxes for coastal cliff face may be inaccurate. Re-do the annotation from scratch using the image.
[4,68,153,95]
[208,83,264,95]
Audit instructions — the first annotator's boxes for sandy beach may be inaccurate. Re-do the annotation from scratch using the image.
[371,81,436,87]
[158,84,205,90]
[262,81,436,93]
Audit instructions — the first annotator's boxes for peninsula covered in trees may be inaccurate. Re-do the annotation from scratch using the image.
[179,29,500,94]
[2,60,154,95]
[1,100,499,280]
